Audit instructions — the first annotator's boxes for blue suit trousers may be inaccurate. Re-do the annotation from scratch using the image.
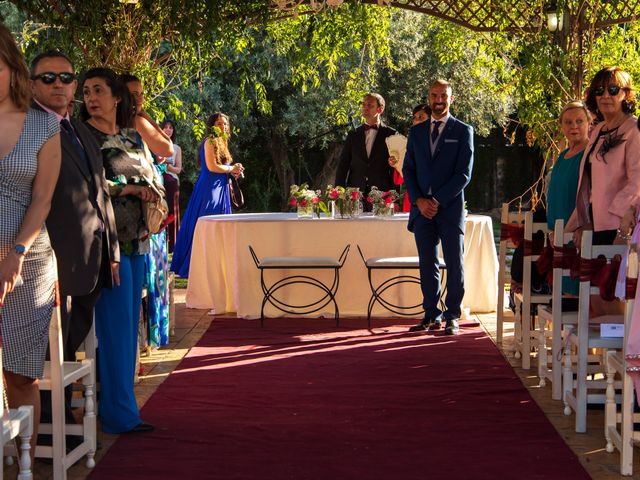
[413,215,464,321]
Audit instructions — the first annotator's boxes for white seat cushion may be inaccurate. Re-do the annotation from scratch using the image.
[366,256,420,268]
[365,256,446,269]
[260,256,341,268]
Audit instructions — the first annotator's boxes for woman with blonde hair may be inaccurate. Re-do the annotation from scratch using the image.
[548,101,591,233]
[0,22,61,461]
[170,112,244,277]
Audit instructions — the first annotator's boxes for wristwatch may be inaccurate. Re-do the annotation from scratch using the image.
[14,244,26,256]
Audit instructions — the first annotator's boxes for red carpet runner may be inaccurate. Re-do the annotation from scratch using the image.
[89,318,590,480]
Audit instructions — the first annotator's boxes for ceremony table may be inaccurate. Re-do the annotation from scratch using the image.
[185,212,498,318]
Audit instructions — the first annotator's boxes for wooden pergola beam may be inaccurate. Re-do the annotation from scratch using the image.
[270,1,640,33]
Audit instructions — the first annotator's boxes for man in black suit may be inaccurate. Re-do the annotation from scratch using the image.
[335,93,397,197]
[30,50,119,430]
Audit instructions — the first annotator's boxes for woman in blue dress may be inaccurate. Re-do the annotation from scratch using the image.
[170,113,244,277]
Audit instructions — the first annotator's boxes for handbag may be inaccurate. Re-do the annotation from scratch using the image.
[229,174,245,210]
[140,143,169,233]
[143,196,169,234]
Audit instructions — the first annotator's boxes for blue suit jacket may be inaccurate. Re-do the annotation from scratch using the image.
[402,116,473,233]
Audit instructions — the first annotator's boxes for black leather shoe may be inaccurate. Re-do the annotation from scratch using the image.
[128,422,155,433]
[408,321,429,332]
[428,320,442,331]
[409,317,433,332]
[444,318,459,335]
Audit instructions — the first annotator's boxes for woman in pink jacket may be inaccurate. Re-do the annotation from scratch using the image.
[567,66,640,246]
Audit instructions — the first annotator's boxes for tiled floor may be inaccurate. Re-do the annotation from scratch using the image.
[15,293,639,479]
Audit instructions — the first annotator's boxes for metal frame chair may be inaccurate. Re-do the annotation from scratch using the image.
[357,245,446,329]
[249,245,350,326]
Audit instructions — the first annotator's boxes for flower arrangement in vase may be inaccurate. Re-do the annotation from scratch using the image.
[366,186,402,217]
[325,185,363,218]
[289,183,329,218]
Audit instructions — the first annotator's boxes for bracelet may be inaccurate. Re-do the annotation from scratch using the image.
[617,228,632,241]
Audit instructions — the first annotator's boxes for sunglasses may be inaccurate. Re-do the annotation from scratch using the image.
[32,72,76,85]
[593,84,623,96]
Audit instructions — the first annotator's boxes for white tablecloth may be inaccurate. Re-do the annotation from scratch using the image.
[185,213,498,317]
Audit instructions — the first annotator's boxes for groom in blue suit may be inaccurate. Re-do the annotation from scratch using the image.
[402,79,473,335]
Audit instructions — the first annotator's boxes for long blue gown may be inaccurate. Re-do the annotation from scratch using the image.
[170,141,231,277]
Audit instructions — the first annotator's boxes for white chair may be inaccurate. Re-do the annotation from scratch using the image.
[513,211,550,369]
[496,203,525,344]
[605,243,639,476]
[537,219,579,399]
[564,230,626,433]
[6,258,97,479]
[1,343,34,480]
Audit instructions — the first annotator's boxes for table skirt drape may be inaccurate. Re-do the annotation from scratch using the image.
[185,213,498,318]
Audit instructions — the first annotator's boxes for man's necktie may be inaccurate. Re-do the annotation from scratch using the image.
[60,119,86,161]
[60,118,95,181]
[431,120,442,143]
[363,123,378,131]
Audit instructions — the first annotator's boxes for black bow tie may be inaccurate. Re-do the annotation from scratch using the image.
[363,124,378,131]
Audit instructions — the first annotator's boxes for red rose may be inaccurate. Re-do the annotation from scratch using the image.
[300,199,307,207]
[329,190,339,199]
[366,196,373,204]
[312,197,319,204]
[289,198,297,207]
[351,191,359,200]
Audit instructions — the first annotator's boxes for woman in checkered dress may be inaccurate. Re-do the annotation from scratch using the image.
[0,23,61,461]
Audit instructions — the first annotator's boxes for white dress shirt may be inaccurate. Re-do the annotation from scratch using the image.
[364,122,380,158]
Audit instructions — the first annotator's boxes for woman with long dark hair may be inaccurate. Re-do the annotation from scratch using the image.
[159,118,181,248]
[170,112,244,278]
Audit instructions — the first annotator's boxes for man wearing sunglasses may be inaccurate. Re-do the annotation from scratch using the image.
[30,50,119,446]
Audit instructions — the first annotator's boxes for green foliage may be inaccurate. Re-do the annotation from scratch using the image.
[10,0,640,213]
[379,11,516,136]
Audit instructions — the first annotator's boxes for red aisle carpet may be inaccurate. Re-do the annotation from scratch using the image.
[89,318,590,480]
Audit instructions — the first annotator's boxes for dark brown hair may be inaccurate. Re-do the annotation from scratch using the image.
[412,103,431,117]
[585,67,636,121]
[0,23,30,111]
[80,67,135,128]
[204,112,232,165]
[160,118,176,142]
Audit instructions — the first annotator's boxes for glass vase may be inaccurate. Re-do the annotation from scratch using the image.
[373,203,394,217]
[348,199,362,218]
[297,203,314,219]
[329,200,336,219]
